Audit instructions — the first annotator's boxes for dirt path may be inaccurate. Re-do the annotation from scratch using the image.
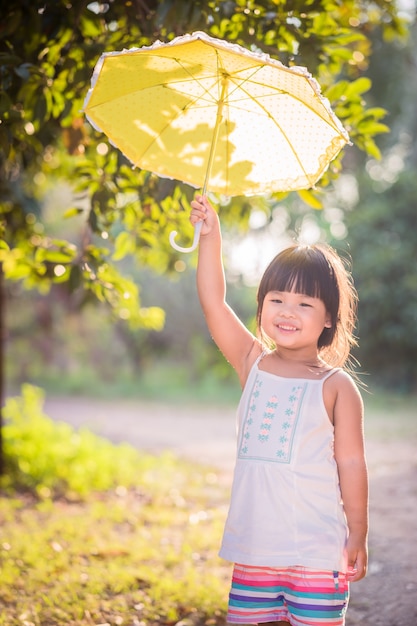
[44,397,417,626]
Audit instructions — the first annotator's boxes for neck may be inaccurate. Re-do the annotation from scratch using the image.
[273,347,324,367]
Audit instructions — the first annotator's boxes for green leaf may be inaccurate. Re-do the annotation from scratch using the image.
[357,122,390,135]
[137,306,166,331]
[345,77,372,97]
[325,47,355,61]
[325,81,349,102]
[363,139,382,160]
[63,207,84,219]
[112,231,136,261]
[42,250,75,263]
[69,264,82,292]
[79,13,104,37]
[363,107,388,121]
[297,189,323,209]
[0,52,22,65]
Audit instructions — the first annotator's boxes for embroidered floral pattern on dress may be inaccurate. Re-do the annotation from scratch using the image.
[258,396,278,442]
[239,378,262,455]
[276,385,304,459]
[238,376,306,463]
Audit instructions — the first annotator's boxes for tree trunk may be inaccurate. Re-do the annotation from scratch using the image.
[0,262,4,474]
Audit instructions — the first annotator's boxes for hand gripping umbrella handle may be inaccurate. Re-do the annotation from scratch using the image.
[169,220,202,253]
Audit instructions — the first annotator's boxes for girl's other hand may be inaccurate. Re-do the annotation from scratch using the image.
[190,195,218,236]
[345,533,368,582]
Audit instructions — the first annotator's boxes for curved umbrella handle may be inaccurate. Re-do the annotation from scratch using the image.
[169,220,202,253]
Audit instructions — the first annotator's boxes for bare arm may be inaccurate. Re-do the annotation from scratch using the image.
[190,195,261,386]
[331,372,369,582]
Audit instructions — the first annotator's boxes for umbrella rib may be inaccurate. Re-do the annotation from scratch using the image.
[238,81,314,185]
[224,64,344,136]
[158,52,233,194]
[169,55,222,105]
[135,53,230,178]
[227,75,341,187]
[85,35,349,197]
[162,79,219,107]
[132,82,221,171]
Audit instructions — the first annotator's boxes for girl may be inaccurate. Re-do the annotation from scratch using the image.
[190,195,368,626]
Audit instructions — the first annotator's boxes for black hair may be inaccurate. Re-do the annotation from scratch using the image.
[256,243,358,368]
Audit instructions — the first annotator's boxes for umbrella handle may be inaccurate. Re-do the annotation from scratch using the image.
[169,220,202,253]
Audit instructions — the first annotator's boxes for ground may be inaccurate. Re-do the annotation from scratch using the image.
[44,396,417,626]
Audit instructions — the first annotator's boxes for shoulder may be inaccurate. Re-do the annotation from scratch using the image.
[324,368,361,392]
[323,369,363,424]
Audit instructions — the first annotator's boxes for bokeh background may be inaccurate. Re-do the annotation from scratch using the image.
[1,0,416,412]
[1,3,417,625]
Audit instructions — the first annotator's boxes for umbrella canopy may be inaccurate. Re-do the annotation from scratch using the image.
[84,31,349,251]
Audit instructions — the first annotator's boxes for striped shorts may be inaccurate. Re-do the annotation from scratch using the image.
[227,564,350,626]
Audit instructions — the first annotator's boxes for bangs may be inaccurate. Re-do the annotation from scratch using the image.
[261,246,336,304]
[267,264,328,300]
[256,246,341,347]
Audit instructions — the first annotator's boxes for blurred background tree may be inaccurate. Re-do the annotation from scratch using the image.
[1,0,416,449]
[343,16,417,390]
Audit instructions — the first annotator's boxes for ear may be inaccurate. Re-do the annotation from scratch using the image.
[324,314,332,329]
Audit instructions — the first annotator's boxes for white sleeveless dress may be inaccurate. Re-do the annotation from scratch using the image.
[219,353,348,573]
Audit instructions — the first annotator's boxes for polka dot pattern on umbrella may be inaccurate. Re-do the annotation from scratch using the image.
[84,31,350,197]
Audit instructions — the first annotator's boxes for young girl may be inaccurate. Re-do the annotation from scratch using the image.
[190,195,368,626]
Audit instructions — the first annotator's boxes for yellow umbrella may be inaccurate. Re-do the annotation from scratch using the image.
[84,31,349,252]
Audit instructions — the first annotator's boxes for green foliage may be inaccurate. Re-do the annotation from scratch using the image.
[1,384,149,498]
[0,235,77,289]
[0,462,229,626]
[342,170,417,390]
[0,381,231,625]
[0,0,409,324]
[4,259,246,398]
[0,1,415,397]
[329,77,390,160]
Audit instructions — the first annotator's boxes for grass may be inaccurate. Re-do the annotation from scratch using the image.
[0,383,415,625]
[0,472,230,626]
[0,386,231,626]
[363,389,417,440]
[7,362,242,406]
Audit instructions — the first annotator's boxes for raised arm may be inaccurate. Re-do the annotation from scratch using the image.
[331,372,369,582]
[190,195,260,386]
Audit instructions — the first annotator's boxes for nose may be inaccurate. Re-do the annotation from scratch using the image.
[279,304,295,318]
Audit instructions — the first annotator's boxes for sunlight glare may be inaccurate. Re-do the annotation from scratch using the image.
[298,216,321,245]
[249,209,268,229]
[54,264,66,277]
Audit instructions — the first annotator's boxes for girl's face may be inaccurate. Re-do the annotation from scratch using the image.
[260,289,332,351]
